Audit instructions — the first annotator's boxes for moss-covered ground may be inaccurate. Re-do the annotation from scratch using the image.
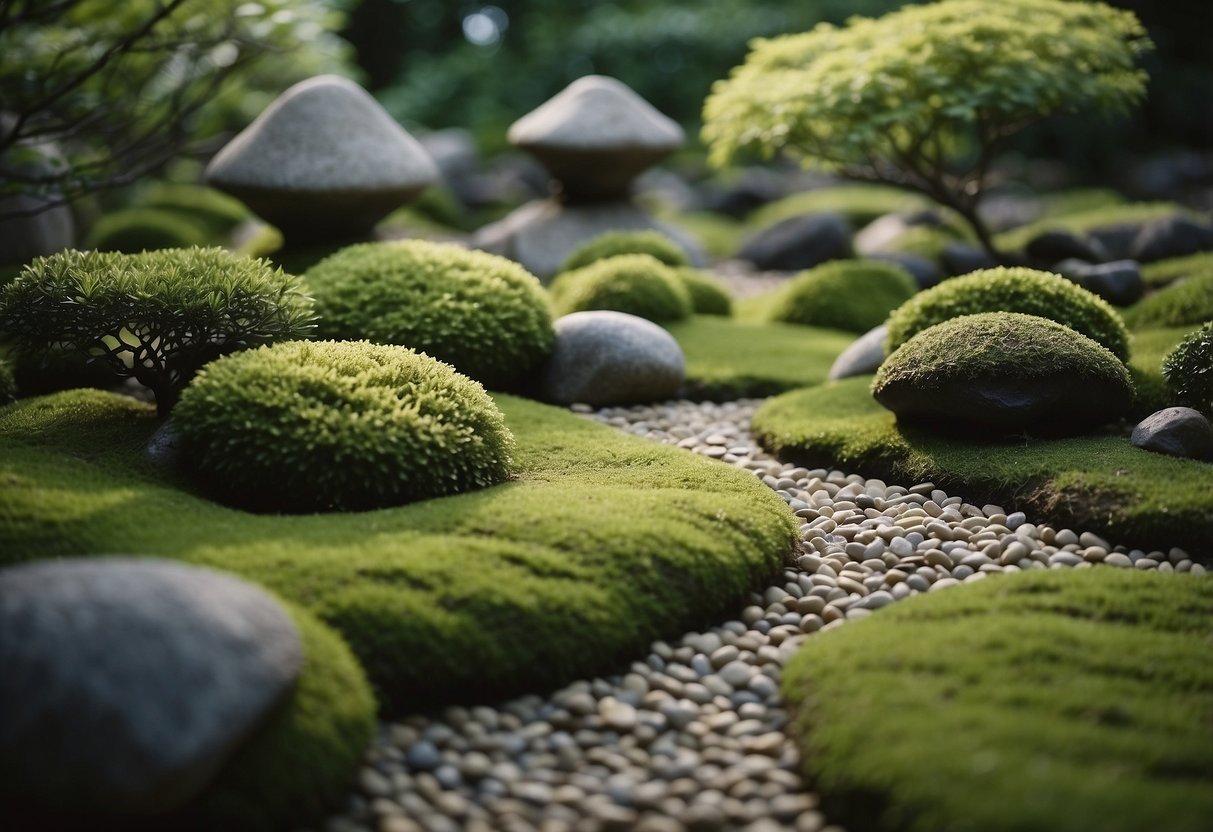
[752,376,1213,557]
[0,389,796,714]
[783,569,1213,832]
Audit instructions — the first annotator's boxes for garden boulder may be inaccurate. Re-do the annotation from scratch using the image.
[1130,215,1213,263]
[1130,407,1213,462]
[1054,259,1145,307]
[737,213,852,272]
[829,325,888,380]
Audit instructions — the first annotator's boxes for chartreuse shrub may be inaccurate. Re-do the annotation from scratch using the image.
[549,254,692,323]
[0,389,795,712]
[1123,268,1213,329]
[1163,322,1213,415]
[765,259,916,333]
[1141,251,1213,288]
[84,208,210,252]
[175,341,515,514]
[673,268,732,316]
[304,240,553,390]
[783,569,1213,832]
[885,267,1130,361]
[559,230,691,273]
[0,248,313,414]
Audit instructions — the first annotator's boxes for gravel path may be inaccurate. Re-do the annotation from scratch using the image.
[311,399,1202,832]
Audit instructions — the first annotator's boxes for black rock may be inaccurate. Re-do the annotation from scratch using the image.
[1025,230,1108,267]
[699,168,785,219]
[871,252,943,289]
[939,242,998,277]
[1129,215,1213,263]
[1053,259,1145,307]
[1131,407,1213,462]
[0,558,303,814]
[1087,223,1142,260]
[737,213,852,272]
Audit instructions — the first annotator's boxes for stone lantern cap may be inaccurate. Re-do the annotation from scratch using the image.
[507,75,684,202]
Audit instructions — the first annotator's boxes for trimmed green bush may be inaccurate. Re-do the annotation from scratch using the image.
[304,240,554,390]
[84,208,210,252]
[885,266,1131,361]
[1124,268,1213,329]
[1141,251,1213,288]
[0,248,314,414]
[766,259,916,333]
[673,268,733,316]
[559,230,691,273]
[1163,322,1213,415]
[550,254,693,323]
[783,569,1213,832]
[175,340,515,514]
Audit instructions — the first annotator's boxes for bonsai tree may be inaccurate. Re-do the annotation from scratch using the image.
[0,247,314,414]
[702,0,1152,259]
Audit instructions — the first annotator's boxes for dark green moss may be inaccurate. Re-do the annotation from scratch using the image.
[549,254,692,322]
[673,268,733,316]
[84,208,209,252]
[766,260,917,333]
[559,230,691,273]
[783,569,1213,832]
[1124,269,1213,330]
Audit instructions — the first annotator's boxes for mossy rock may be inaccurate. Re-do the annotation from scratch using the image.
[549,254,692,323]
[1140,251,1213,288]
[0,389,796,713]
[672,268,732,316]
[874,312,1134,436]
[1163,322,1213,416]
[885,266,1130,361]
[559,230,691,273]
[783,569,1213,832]
[174,341,515,514]
[752,377,1213,557]
[765,259,916,334]
[1124,268,1213,330]
[85,209,210,253]
[303,240,554,390]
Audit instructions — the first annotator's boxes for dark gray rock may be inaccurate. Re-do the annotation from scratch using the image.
[1087,223,1144,260]
[737,213,852,272]
[1129,215,1213,263]
[0,558,303,814]
[541,311,684,406]
[1025,230,1107,267]
[828,325,888,380]
[940,242,998,277]
[698,168,785,219]
[145,418,185,470]
[1054,259,1144,307]
[871,252,942,289]
[1131,407,1213,461]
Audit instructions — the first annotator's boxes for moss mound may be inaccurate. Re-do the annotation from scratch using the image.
[673,268,733,316]
[783,569,1213,832]
[1163,322,1213,415]
[304,240,554,390]
[745,184,933,230]
[559,230,690,273]
[885,266,1130,361]
[752,377,1213,556]
[1141,251,1213,288]
[766,259,917,333]
[85,208,209,253]
[0,389,796,713]
[1124,268,1213,330]
[550,254,692,323]
[174,341,515,514]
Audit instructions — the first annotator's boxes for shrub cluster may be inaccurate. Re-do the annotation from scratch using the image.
[767,259,916,333]
[673,267,733,316]
[1124,268,1213,329]
[549,254,693,323]
[304,240,554,390]
[1162,322,1213,416]
[559,230,691,274]
[174,340,516,514]
[84,208,210,253]
[0,248,314,414]
[885,266,1130,361]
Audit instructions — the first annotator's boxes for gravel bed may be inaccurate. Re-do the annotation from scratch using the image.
[310,399,1202,832]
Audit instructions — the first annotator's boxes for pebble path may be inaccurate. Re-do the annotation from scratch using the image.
[312,399,1203,832]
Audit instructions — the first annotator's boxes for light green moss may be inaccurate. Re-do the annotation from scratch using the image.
[766,259,916,333]
[673,268,733,316]
[745,185,933,230]
[1124,269,1213,330]
[559,230,691,273]
[549,254,692,322]
[1141,251,1213,288]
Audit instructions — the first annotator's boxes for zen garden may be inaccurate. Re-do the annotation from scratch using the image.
[2,0,1212,830]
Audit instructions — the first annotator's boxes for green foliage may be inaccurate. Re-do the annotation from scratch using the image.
[559,230,691,274]
[304,240,554,390]
[175,340,516,514]
[1162,322,1213,415]
[549,254,693,323]
[673,268,733,316]
[0,248,313,414]
[83,208,209,253]
[885,266,1131,361]
[783,569,1213,832]
[746,184,933,229]
[1141,251,1213,288]
[1124,268,1213,330]
[766,259,916,333]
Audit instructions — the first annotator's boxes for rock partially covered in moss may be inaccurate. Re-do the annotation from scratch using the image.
[886,266,1130,361]
[672,268,733,316]
[175,340,515,513]
[550,254,692,323]
[1162,322,1213,415]
[766,259,917,334]
[559,230,690,273]
[873,312,1134,435]
[304,240,554,390]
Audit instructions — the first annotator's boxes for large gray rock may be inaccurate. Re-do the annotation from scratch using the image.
[1131,407,1213,461]
[737,213,852,272]
[1129,215,1213,263]
[828,325,888,380]
[542,311,685,406]
[0,558,303,814]
[508,75,683,202]
[1024,230,1108,267]
[206,75,439,240]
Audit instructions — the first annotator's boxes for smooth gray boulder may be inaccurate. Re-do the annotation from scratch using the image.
[737,213,852,272]
[828,325,888,380]
[542,311,685,406]
[206,75,439,240]
[0,558,303,814]
[1130,407,1213,461]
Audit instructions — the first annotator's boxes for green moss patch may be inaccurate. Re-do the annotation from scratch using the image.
[745,185,934,230]
[0,389,795,714]
[1140,251,1213,288]
[1124,268,1213,330]
[783,569,1213,832]
[752,377,1213,557]
[764,260,917,334]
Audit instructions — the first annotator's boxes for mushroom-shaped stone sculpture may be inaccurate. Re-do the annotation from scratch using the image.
[508,75,683,202]
[205,75,439,242]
